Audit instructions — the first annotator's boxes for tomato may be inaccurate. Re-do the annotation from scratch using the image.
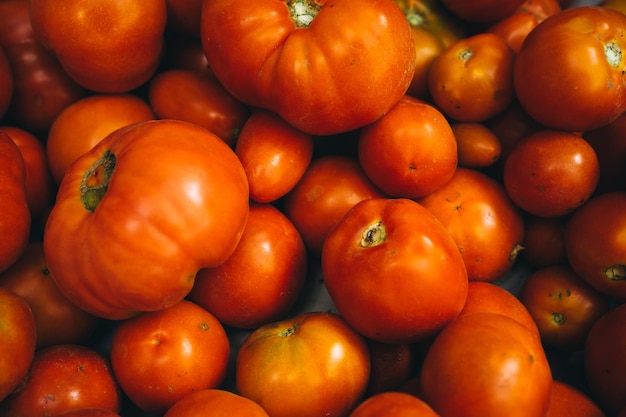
[545,380,605,417]
[148,69,250,147]
[46,93,155,185]
[164,0,202,38]
[358,96,457,199]
[0,47,12,119]
[365,340,417,397]
[451,122,502,169]
[0,344,121,416]
[564,191,626,302]
[441,0,526,23]
[109,300,230,414]
[429,32,515,122]
[349,392,440,417]
[522,215,568,268]
[513,6,626,132]
[188,202,308,329]
[200,0,416,135]
[503,129,600,218]
[283,155,387,257]
[584,112,626,194]
[321,198,468,343]
[0,288,35,402]
[235,109,314,204]
[418,167,525,282]
[584,303,626,416]
[518,265,610,352]
[420,312,553,417]
[29,0,167,93]
[236,312,370,417]
[43,119,250,320]
[163,389,269,417]
[0,130,29,273]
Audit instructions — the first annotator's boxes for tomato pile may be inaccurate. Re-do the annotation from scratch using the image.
[1,0,626,416]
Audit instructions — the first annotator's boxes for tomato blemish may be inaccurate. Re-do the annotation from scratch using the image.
[605,264,626,281]
[80,150,116,213]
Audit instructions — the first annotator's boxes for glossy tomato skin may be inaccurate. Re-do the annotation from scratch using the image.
[43,119,250,320]
[322,198,469,344]
[451,122,502,169]
[163,389,269,417]
[513,6,626,132]
[201,0,416,135]
[564,192,626,302]
[109,300,230,414]
[236,312,371,417]
[349,391,440,417]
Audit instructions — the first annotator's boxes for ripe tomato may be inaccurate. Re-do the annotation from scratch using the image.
[518,265,610,351]
[0,47,12,119]
[365,340,417,397]
[236,312,371,417]
[201,0,416,135]
[584,303,626,416]
[188,202,308,329]
[441,0,526,23]
[358,96,458,199]
[584,112,626,194]
[420,312,553,417]
[0,288,35,402]
[163,389,269,417]
[428,32,515,122]
[29,0,167,93]
[0,344,121,416]
[545,380,605,417]
[321,198,468,343]
[513,6,626,132]
[148,69,250,147]
[451,122,502,169]
[46,93,155,185]
[43,119,250,320]
[564,191,626,302]
[418,167,525,282]
[349,392,440,417]
[503,129,600,218]
[109,300,230,414]
[235,108,314,204]
[522,215,568,268]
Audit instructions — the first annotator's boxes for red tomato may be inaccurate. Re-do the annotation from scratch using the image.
[283,155,387,257]
[236,312,371,417]
[564,192,626,302]
[429,32,515,122]
[201,0,416,135]
[0,47,12,119]
[441,0,526,23]
[349,392,440,417]
[584,112,626,194]
[321,198,468,343]
[163,389,269,417]
[365,340,417,397]
[46,93,155,185]
[109,300,230,414]
[503,129,600,218]
[518,265,610,351]
[451,122,502,169]
[235,109,314,203]
[418,167,525,282]
[545,380,605,417]
[358,96,458,199]
[584,303,626,416]
[513,6,626,132]
[43,120,250,320]
[188,202,308,329]
[148,69,250,147]
[522,215,568,268]
[0,344,121,416]
[420,312,553,417]
[29,0,166,93]
[0,288,35,402]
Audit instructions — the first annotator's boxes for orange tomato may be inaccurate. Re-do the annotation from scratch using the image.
[451,122,502,169]
[545,380,605,417]
[350,392,441,417]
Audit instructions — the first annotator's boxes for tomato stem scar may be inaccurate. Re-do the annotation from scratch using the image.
[80,150,116,212]
[605,41,622,68]
[359,220,387,248]
[287,0,321,28]
[605,264,626,281]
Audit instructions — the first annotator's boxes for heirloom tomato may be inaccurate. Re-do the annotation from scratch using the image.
[321,198,468,344]
[349,392,440,417]
[43,119,249,320]
[164,389,269,417]
[513,6,626,132]
[200,0,416,135]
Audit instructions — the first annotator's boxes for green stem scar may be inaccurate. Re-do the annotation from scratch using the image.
[80,150,116,212]
[606,264,626,281]
[288,0,321,28]
[360,220,387,248]
[605,41,622,68]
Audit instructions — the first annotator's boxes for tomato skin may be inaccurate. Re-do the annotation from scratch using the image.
[163,389,269,417]
[43,119,250,320]
[322,198,468,344]
[349,391,440,417]
[564,192,626,302]
[365,340,417,397]
[201,0,416,135]
[236,312,371,417]
[513,6,626,132]
[452,122,502,169]
[545,380,605,417]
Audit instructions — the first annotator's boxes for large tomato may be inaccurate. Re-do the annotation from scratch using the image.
[321,198,468,343]
[513,6,626,132]
[200,0,416,135]
[43,119,250,320]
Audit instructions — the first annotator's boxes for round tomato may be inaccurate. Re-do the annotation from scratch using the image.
[451,122,502,169]
[522,215,568,268]
[321,198,468,343]
[358,96,458,199]
[200,0,416,135]
[420,312,553,417]
[513,6,626,132]
[349,392,440,417]
[236,312,371,417]
[109,300,230,414]
[43,119,250,320]
[545,380,605,417]
[163,389,269,417]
